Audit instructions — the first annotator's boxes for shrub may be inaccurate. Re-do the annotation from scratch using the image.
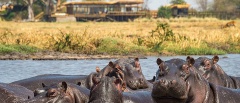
[157,6,172,19]
[0,44,39,54]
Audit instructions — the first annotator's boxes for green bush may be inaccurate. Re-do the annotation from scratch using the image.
[149,22,175,52]
[0,44,39,54]
[96,37,147,55]
[157,6,172,19]
[3,11,15,21]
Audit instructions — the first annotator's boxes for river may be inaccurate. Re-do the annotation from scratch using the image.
[1,54,240,83]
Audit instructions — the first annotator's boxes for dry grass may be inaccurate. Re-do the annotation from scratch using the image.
[0,17,240,55]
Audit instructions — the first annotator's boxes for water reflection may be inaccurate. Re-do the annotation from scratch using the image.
[1,54,240,83]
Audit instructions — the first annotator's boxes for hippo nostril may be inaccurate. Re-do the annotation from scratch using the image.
[160,79,165,83]
[139,78,144,83]
[170,80,176,85]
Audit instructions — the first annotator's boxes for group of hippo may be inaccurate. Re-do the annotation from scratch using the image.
[2,55,240,103]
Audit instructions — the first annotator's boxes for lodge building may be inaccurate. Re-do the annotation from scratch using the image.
[51,0,146,21]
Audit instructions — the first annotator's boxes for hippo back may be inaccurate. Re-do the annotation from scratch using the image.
[10,73,95,91]
[0,83,33,103]
[23,82,89,103]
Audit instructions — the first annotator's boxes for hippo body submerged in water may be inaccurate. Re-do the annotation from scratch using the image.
[23,81,89,103]
[98,58,151,91]
[89,76,156,103]
[152,57,240,103]
[0,83,33,103]
[193,55,240,89]
[11,73,97,91]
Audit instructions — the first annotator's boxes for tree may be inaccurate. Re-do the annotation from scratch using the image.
[195,0,208,11]
[23,0,34,21]
[212,0,236,12]
[157,6,172,19]
[170,0,186,4]
[142,0,150,10]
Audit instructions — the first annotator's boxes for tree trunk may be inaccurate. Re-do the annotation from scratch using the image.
[28,0,34,21]
[57,0,61,10]
[24,0,35,21]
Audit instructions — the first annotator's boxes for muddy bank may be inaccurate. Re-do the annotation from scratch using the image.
[0,51,147,60]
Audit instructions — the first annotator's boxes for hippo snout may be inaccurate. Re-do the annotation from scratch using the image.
[129,80,139,85]
[158,79,177,87]
[127,78,148,89]
[138,78,148,89]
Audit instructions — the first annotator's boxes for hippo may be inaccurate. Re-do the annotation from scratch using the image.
[152,57,240,103]
[148,58,186,84]
[89,76,156,103]
[98,58,151,90]
[23,81,89,103]
[11,72,97,91]
[192,55,240,88]
[0,82,33,103]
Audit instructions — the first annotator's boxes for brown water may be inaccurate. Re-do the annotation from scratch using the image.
[1,54,240,83]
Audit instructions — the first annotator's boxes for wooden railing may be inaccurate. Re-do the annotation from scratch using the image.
[188,11,240,20]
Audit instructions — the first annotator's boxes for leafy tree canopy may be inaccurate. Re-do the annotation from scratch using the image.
[157,6,172,19]
[170,0,186,4]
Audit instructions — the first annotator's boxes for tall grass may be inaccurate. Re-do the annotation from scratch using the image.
[0,18,239,55]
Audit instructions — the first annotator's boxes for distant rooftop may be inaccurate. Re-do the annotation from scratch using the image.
[64,0,143,5]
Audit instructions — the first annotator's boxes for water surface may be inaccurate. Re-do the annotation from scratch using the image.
[1,54,240,83]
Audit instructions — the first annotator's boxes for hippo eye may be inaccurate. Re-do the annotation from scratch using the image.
[180,71,187,79]
[158,72,165,77]
[47,89,58,97]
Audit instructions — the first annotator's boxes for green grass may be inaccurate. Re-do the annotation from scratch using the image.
[0,44,39,54]
[96,37,147,55]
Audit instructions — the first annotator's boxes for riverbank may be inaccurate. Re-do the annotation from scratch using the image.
[0,51,148,60]
[0,18,240,57]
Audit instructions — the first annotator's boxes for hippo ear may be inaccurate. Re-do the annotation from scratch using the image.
[96,66,101,73]
[152,76,156,81]
[108,61,114,68]
[187,57,195,67]
[212,55,219,64]
[61,81,68,92]
[134,60,141,69]
[134,58,139,61]
[156,58,163,65]
[186,56,191,61]
[115,64,121,70]
[42,83,46,87]
[159,62,165,70]
[77,82,81,86]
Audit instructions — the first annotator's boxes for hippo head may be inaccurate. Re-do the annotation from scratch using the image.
[194,56,220,80]
[122,58,149,90]
[152,58,194,100]
[99,58,148,90]
[33,82,82,96]
[25,82,87,103]
[33,83,52,96]
[89,76,123,103]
